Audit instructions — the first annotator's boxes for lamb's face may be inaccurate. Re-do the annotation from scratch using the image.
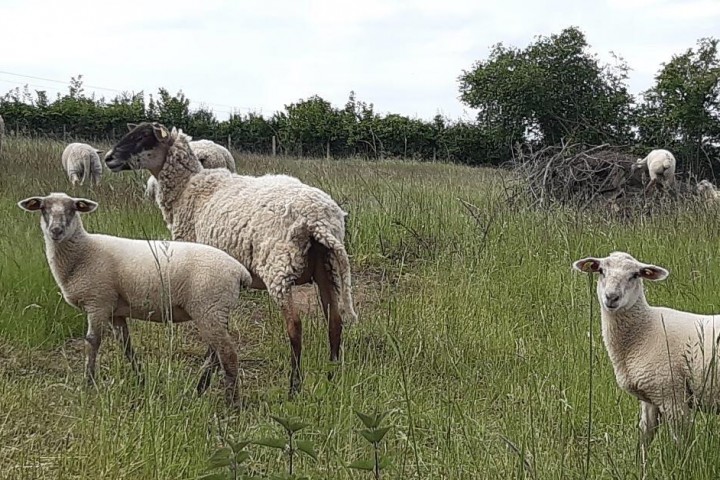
[697,180,715,196]
[105,122,172,175]
[573,251,668,312]
[18,193,98,243]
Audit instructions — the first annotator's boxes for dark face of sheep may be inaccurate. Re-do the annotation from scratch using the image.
[573,251,668,312]
[105,122,173,175]
[18,193,98,243]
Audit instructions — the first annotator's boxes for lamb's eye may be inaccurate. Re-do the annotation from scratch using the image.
[630,272,640,280]
[597,268,604,276]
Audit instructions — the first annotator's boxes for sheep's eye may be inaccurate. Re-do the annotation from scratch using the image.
[597,268,604,276]
[630,272,640,280]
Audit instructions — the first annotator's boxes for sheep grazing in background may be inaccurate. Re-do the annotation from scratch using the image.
[144,139,236,204]
[105,122,358,396]
[61,142,104,186]
[573,251,720,464]
[18,192,253,405]
[631,149,676,192]
[696,179,720,202]
[0,114,5,157]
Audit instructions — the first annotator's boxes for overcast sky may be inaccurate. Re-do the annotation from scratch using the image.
[1,0,718,121]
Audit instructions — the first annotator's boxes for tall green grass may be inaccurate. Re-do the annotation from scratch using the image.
[2,137,720,478]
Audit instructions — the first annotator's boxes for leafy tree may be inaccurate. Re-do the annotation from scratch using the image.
[459,26,634,154]
[637,37,720,175]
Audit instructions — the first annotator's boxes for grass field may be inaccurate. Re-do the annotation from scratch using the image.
[2,136,720,479]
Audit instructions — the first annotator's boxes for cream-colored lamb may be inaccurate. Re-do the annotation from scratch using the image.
[696,179,720,202]
[631,149,676,192]
[573,251,720,462]
[19,192,252,404]
[61,142,104,186]
[105,122,357,396]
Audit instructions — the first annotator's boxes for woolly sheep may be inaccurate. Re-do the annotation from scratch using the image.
[0,114,4,156]
[696,179,720,202]
[631,149,676,192]
[18,192,253,405]
[105,122,358,396]
[573,252,720,461]
[62,142,104,186]
[143,138,236,203]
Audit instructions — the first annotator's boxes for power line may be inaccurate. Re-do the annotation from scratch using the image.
[0,70,267,115]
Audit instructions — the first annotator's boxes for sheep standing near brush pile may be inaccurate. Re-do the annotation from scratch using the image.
[696,180,720,202]
[105,122,358,396]
[18,192,253,404]
[0,114,5,157]
[62,142,104,186]
[573,252,720,462]
[631,149,676,192]
[144,138,236,202]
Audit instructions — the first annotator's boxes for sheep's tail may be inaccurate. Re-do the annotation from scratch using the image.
[310,222,359,325]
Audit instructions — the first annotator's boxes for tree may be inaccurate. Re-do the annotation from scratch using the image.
[459,26,634,153]
[637,37,720,175]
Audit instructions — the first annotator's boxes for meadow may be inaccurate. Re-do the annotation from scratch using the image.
[2,136,720,479]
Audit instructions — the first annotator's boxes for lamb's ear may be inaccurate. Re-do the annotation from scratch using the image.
[127,123,137,132]
[18,197,44,212]
[639,265,669,281]
[74,198,98,213]
[95,149,103,155]
[573,257,602,274]
[152,123,172,144]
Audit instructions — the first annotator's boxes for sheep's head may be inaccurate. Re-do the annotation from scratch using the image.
[697,180,716,196]
[105,122,173,176]
[573,251,668,312]
[18,192,98,243]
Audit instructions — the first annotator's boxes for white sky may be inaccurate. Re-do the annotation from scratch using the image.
[1,0,718,121]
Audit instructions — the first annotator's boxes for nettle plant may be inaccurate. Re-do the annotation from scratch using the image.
[348,410,393,479]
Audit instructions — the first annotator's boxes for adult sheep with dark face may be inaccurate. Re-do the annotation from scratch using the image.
[105,122,358,396]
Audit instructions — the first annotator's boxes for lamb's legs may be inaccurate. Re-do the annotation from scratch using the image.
[281,292,303,397]
[197,318,238,405]
[638,401,660,476]
[197,346,220,395]
[314,261,343,363]
[112,317,143,381]
[84,312,107,387]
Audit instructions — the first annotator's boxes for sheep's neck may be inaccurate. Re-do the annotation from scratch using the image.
[156,142,202,228]
[601,297,655,383]
[44,225,91,286]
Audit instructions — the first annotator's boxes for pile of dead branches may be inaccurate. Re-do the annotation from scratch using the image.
[509,143,697,211]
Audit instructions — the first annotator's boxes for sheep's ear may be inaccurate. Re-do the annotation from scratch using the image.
[573,257,602,274]
[74,199,98,213]
[639,265,669,281]
[95,149,103,155]
[152,124,171,143]
[127,123,137,132]
[18,197,44,212]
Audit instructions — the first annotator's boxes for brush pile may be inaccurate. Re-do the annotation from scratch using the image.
[509,144,697,211]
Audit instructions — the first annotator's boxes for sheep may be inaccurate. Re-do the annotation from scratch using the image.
[143,138,236,203]
[573,251,720,462]
[18,192,253,405]
[105,122,358,396]
[0,114,4,157]
[696,179,720,202]
[631,149,676,192]
[61,142,104,186]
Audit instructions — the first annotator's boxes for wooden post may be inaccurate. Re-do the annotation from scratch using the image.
[272,135,276,156]
[433,147,437,162]
[404,136,407,159]
[63,125,67,142]
[326,140,330,160]
[227,134,231,149]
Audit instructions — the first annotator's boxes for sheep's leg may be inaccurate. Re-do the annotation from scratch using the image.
[281,292,303,397]
[314,260,343,363]
[112,317,143,382]
[644,178,657,194]
[84,312,107,388]
[196,346,220,395]
[197,319,238,405]
[638,401,660,475]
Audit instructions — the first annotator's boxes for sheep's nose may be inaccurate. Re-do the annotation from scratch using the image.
[50,226,63,237]
[604,293,620,305]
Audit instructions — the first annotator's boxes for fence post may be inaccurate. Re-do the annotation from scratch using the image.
[326,140,330,160]
[63,125,67,142]
[227,134,231,150]
[272,135,276,157]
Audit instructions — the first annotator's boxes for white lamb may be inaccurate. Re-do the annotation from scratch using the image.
[696,179,720,202]
[105,122,358,396]
[573,251,720,461]
[0,114,5,157]
[144,139,236,203]
[61,142,104,186]
[631,149,676,192]
[18,192,253,405]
